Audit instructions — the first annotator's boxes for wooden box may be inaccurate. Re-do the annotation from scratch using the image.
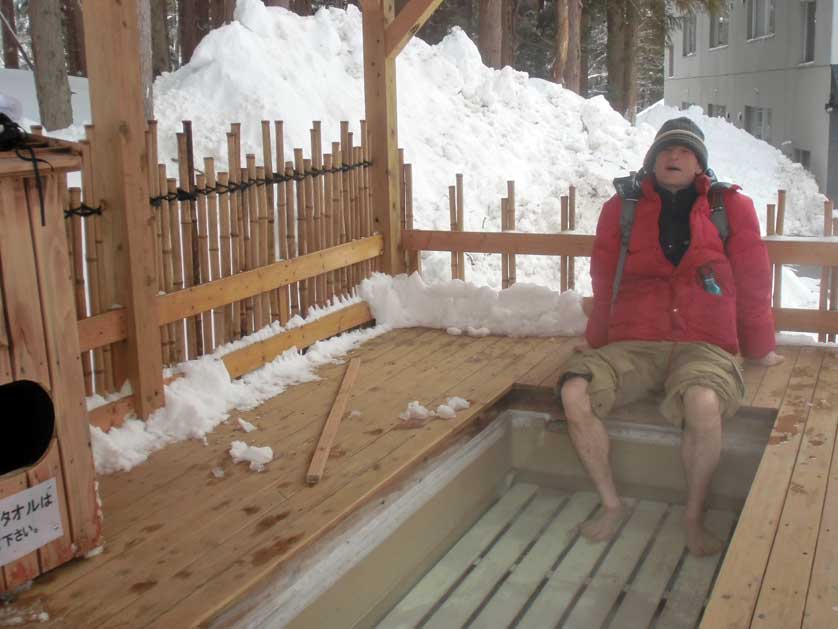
[0,144,101,592]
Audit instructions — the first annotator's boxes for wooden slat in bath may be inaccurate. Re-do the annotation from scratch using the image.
[424,489,566,628]
[376,482,538,628]
[470,491,600,629]
[655,509,734,628]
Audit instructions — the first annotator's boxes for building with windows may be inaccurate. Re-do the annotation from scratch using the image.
[665,0,838,200]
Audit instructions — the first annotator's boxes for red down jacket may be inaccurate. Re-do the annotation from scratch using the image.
[586,173,776,359]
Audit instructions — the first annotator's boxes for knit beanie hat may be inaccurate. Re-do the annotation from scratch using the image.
[643,116,708,173]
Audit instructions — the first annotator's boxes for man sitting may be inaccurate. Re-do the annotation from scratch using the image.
[558,117,783,556]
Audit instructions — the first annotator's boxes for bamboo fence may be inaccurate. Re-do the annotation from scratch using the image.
[64,119,403,396]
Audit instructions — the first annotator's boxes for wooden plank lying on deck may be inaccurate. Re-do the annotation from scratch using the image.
[306,357,362,485]
[701,347,824,627]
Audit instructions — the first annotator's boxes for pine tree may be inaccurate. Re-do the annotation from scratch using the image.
[29,0,72,130]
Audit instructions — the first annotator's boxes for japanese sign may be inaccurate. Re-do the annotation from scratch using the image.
[0,478,63,567]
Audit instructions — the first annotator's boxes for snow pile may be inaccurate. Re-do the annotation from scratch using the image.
[229,440,273,472]
[90,315,387,474]
[436,396,470,419]
[399,401,433,422]
[359,272,587,336]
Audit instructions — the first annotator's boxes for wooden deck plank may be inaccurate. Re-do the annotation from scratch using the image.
[702,347,823,628]
[424,489,565,628]
[98,327,426,511]
[515,498,638,629]
[656,509,734,629]
[144,335,556,627]
[22,333,513,626]
[803,357,838,628]
[742,361,767,407]
[469,491,600,629]
[751,350,838,629]
[514,337,575,389]
[749,346,800,409]
[563,500,667,629]
[607,506,686,629]
[376,483,539,629]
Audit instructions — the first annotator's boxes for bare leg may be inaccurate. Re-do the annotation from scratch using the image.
[681,386,724,556]
[561,377,624,541]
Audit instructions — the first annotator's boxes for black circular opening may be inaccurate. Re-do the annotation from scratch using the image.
[0,380,55,476]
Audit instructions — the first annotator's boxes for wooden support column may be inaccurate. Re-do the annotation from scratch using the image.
[82,1,163,417]
[362,0,404,275]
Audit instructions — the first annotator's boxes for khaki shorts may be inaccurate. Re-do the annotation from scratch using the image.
[558,341,745,427]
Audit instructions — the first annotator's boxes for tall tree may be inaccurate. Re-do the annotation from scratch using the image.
[501,0,517,67]
[62,0,86,76]
[30,0,72,130]
[552,0,568,83]
[479,0,503,68]
[1,0,17,69]
[179,0,199,63]
[151,0,170,77]
[605,0,626,114]
[563,0,581,92]
[622,0,638,120]
[579,1,590,96]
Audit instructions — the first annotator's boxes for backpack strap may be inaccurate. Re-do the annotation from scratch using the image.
[611,173,642,308]
[709,180,733,242]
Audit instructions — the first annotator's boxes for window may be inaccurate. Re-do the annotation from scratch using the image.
[745,106,772,142]
[683,13,697,55]
[802,1,816,63]
[709,11,730,47]
[794,148,811,169]
[747,0,775,39]
[667,44,674,77]
[681,101,695,110]
[708,104,727,118]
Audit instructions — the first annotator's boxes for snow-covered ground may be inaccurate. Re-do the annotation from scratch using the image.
[0,1,826,473]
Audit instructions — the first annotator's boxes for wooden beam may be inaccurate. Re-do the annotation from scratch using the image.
[82,1,163,417]
[362,0,404,275]
[77,310,128,353]
[158,236,382,325]
[385,0,443,58]
[222,302,373,380]
[402,229,596,257]
[306,358,361,485]
[772,307,838,334]
[763,237,838,266]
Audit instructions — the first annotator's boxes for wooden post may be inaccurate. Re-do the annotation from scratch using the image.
[404,163,419,274]
[561,195,569,292]
[819,199,832,342]
[507,180,516,287]
[449,185,458,280]
[772,200,784,309]
[362,0,405,275]
[82,1,163,416]
[568,185,576,290]
[456,173,465,281]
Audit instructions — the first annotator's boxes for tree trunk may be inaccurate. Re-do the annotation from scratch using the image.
[622,0,638,121]
[138,0,153,119]
[62,0,86,76]
[478,0,503,69]
[151,0,170,77]
[606,0,626,114]
[1,0,18,69]
[501,0,517,68]
[552,0,568,83]
[30,0,72,130]
[579,1,589,97]
[292,0,313,15]
[180,0,198,63]
[563,0,581,92]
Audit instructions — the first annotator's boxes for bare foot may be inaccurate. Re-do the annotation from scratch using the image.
[684,518,723,556]
[579,503,625,542]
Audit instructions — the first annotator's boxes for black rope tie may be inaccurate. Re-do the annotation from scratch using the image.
[64,202,103,219]
[146,159,372,208]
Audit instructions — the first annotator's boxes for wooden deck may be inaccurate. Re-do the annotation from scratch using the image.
[2,334,837,628]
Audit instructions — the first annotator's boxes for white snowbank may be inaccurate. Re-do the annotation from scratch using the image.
[359,272,587,336]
